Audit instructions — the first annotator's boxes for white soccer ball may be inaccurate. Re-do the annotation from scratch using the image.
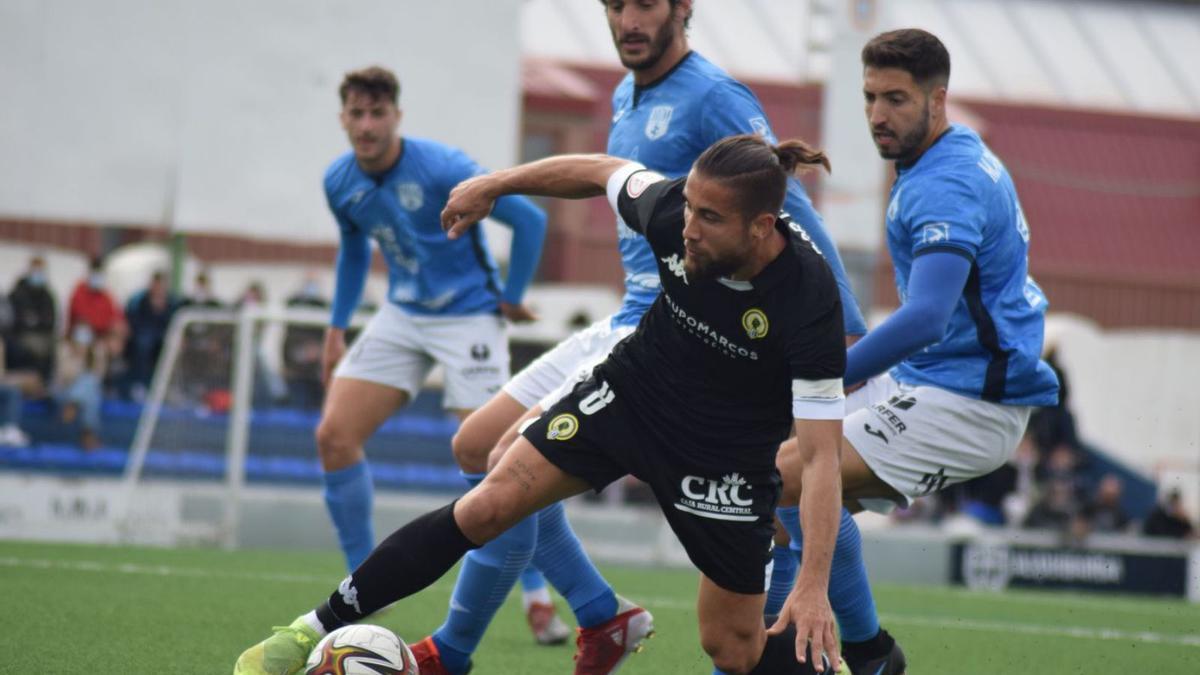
[303,624,418,675]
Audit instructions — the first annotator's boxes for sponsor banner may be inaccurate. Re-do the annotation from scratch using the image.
[952,541,1191,598]
[0,475,184,545]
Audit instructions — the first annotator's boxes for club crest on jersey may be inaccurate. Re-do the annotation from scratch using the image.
[396,182,424,211]
[741,309,769,339]
[626,171,666,199]
[546,413,579,441]
[921,222,950,244]
[644,105,674,140]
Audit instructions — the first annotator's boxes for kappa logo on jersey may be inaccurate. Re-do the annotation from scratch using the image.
[921,222,950,244]
[337,576,362,615]
[470,343,490,362]
[546,413,579,441]
[674,473,757,522]
[626,170,666,199]
[645,105,674,140]
[741,309,769,339]
[661,253,688,284]
[396,182,424,211]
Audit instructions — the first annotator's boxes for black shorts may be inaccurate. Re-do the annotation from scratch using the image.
[524,375,780,595]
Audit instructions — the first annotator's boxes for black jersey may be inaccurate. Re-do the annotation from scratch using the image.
[597,170,846,459]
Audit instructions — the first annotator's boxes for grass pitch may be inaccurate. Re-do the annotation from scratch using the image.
[1,540,1197,674]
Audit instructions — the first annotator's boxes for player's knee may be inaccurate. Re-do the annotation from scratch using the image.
[701,624,760,674]
[450,424,490,474]
[455,484,521,543]
[315,419,362,469]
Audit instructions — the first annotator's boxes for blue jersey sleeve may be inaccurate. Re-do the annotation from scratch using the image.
[904,174,986,261]
[326,182,370,329]
[441,148,547,305]
[844,251,971,386]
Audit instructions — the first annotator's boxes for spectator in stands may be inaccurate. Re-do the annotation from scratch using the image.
[67,256,126,358]
[1143,489,1195,539]
[124,270,181,400]
[7,254,57,384]
[186,270,222,308]
[1022,478,1081,533]
[0,334,32,447]
[958,462,1019,526]
[1027,347,1079,456]
[282,273,329,409]
[55,323,106,450]
[179,270,232,406]
[236,281,288,405]
[1082,474,1131,534]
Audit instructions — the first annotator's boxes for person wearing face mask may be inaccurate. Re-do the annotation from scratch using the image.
[7,254,58,384]
[67,256,127,359]
[54,322,107,450]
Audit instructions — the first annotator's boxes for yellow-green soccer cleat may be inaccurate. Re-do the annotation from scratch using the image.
[233,617,321,675]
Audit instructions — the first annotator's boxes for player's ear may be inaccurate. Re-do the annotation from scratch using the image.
[930,85,948,120]
[751,212,776,239]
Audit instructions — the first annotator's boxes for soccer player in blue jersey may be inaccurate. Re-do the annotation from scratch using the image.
[768,29,1061,675]
[404,2,869,673]
[314,66,546,577]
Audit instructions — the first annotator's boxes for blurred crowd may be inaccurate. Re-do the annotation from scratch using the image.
[0,253,337,450]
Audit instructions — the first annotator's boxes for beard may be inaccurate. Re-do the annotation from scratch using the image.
[613,19,676,71]
[875,102,931,162]
[684,248,744,283]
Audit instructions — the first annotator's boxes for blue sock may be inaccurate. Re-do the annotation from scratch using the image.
[433,513,537,674]
[322,460,375,572]
[519,565,548,593]
[764,540,798,616]
[533,501,616,628]
[780,506,880,642]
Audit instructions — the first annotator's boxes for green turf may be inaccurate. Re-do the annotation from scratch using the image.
[1,540,1197,673]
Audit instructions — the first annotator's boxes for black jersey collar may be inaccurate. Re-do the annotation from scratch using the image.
[632,50,694,108]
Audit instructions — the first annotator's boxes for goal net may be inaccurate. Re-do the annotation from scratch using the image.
[121,305,465,546]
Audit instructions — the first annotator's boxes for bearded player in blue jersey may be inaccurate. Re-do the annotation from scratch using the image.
[400,2,870,674]
[766,29,1061,675]
[313,66,546,578]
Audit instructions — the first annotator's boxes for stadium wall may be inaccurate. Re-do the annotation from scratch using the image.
[0,0,525,243]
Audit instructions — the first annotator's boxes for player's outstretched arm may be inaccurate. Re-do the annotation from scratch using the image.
[442,154,631,239]
[770,418,843,673]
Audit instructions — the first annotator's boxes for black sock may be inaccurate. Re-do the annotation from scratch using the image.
[315,501,477,631]
[842,627,893,663]
[746,624,830,675]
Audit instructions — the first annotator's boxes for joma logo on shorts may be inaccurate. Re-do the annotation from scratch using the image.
[674,473,757,522]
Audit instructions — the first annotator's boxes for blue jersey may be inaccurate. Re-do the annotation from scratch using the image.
[324,137,546,326]
[607,51,866,334]
[885,125,1058,406]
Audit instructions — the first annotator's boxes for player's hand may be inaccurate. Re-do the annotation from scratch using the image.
[499,302,537,324]
[768,582,840,673]
[321,328,347,387]
[442,175,499,240]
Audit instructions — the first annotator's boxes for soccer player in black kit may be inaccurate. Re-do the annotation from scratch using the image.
[234,134,846,675]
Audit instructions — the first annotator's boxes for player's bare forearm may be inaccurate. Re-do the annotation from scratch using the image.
[791,418,843,591]
[443,154,629,238]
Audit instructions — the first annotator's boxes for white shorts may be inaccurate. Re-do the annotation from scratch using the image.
[334,303,509,410]
[843,374,1032,512]
[502,318,636,410]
